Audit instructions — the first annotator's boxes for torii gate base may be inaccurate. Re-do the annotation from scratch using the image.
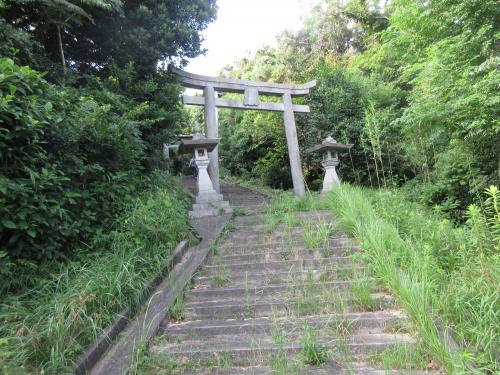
[171,66,316,197]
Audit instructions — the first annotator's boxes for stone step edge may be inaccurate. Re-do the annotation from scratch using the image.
[162,310,407,336]
[208,248,359,264]
[150,333,415,357]
[202,256,354,270]
[184,292,393,310]
[188,279,373,298]
[175,366,439,375]
[166,310,405,329]
[218,238,352,247]
[194,265,365,281]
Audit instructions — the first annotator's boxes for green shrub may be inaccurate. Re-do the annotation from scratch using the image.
[0,58,155,294]
[0,173,191,374]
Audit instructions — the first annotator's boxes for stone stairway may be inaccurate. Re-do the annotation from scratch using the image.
[144,183,438,374]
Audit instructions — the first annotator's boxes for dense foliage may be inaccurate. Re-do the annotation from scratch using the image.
[1,1,216,371]
[0,0,217,293]
[218,0,499,218]
[0,173,192,373]
[0,58,143,285]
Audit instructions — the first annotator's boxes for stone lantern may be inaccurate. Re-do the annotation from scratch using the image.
[306,135,353,193]
[179,122,232,218]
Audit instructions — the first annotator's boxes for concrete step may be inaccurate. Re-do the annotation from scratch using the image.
[226,199,266,204]
[222,224,328,236]
[224,224,341,236]
[199,257,355,277]
[229,221,335,232]
[184,293,395,320]
[232,211,333,226]
[217,238,350,253]
[224,226,306,238]
[228,197,265,201]
[216,236,351,251]
[194,266,366,287]
[215,244,355,257]
[162,310,407,338]
[184,287,388,310]
[217,235,346,249]
[186,280,373,303]
[176,366,440,375]
[221,186,265,193]
[230,219,338,232]
[210,246,359,264]
[150,332,416,366]
[224,194,265,200]
[231,203,265,209]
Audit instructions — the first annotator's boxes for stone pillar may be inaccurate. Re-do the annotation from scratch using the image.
[321,157,340,193]
[282,92,306,196]
[195,149,216,195]
[190,147,232,219]
[204,85,220,193]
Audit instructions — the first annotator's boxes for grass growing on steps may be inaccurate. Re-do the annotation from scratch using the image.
[210,263,231,288]
[0,173,193,374]
[257,186,498,372]
[368,343,431,371]
[170,294,187,322]
[302,222,332,249]
[350,276,379,312]
[261,191,330,233]
[297,324,329,365]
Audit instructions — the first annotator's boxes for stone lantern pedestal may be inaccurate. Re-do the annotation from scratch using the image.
[180,123,232,218]
[306,136,353,194]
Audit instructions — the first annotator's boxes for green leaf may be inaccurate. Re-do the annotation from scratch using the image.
[2,220,16,229]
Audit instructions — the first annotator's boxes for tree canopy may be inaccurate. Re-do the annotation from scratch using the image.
[0,0,217,291]
[218,0,499,218]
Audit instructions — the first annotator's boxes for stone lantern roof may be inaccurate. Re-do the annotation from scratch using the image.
[179,121,219,153]
[306,135,353,154]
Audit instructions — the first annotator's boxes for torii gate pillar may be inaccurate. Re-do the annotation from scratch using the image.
[170,66,316,197]
[203,85,220,192]
[282,92,305,196]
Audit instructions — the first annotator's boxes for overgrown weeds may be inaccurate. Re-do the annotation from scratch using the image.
[350,277,379,312]
[302,222,331,249]
[368,343,431,371]
[211,264,231,288]
[326,184,500,372]
[170,294,186,322]
[0,174,192,374]
[297,325,329,365]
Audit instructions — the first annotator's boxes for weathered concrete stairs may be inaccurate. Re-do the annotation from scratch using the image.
[145,183,436,374]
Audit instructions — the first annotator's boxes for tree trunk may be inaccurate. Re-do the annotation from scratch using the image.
[371,146,381,189]
[385,141,394,184]
[379,152,387,187]
[348,148,359,185]
[497,148,500,183]
[56,24,66,74]
[363,149,373,188]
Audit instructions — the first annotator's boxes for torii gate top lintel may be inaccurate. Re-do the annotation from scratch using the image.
[170,65,313,197]
[169,66,316,97]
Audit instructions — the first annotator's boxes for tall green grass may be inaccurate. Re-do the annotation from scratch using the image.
[325,184,499,373]
[0,173,192,374]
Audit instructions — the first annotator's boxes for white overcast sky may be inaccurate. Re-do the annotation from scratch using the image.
[186,0,323,76]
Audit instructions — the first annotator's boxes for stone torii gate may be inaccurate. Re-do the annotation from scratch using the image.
[170,66,316,197]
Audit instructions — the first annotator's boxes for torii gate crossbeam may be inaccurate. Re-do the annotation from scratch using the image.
[170,66,316,196]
